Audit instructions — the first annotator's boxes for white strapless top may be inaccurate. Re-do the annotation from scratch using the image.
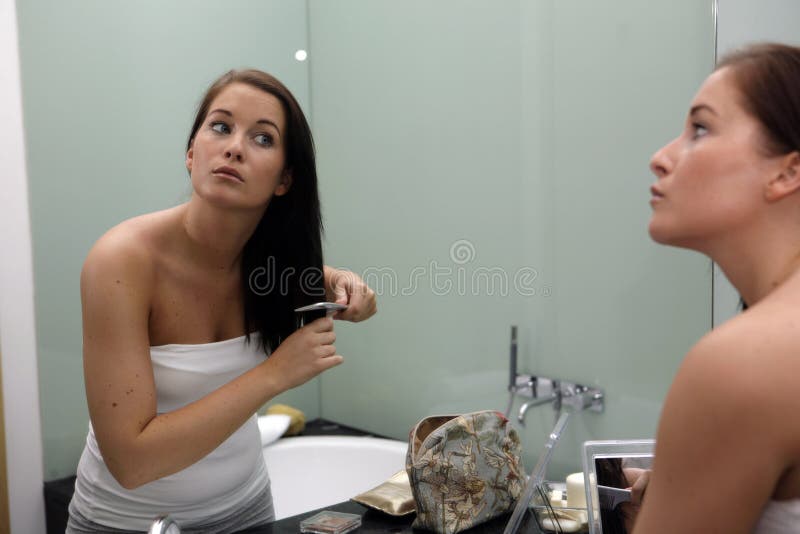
[71,334,269,530]
[753,498,800,533]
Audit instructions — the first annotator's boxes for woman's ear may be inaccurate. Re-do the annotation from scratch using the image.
[274,170,293,196]
[185,142,194,174]
[765,151,800,202]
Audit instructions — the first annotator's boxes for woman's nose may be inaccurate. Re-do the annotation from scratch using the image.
[224,136,244,161]
[649,137,677,179]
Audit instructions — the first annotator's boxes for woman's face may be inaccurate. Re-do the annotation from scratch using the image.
[186,82,291,211]
[648,67,783,251]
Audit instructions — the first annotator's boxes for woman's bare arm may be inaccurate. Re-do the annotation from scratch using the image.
[631,324,792,533]
[82,233,341,489]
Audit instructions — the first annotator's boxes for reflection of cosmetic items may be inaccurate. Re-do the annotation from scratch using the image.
[566,472,587,508]
[549,487,567,506]
[294,302,348,327]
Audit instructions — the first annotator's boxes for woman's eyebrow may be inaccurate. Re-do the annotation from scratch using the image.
[255,119,282,137]
[208,108,282,137]
[208,108,232,118]
[690,103,718,117]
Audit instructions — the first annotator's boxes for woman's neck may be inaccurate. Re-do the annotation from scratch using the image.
[178,195,265,272]
[710,231,800,307]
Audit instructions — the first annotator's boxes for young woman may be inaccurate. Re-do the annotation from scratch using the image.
[67,69,377,533]
[633,43,800,533]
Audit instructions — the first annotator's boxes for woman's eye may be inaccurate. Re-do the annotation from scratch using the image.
[691,123,708,139]
[254,133,274,147]
[210,122,230,134]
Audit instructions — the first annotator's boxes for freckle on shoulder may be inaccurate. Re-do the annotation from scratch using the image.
[81,224,156,294]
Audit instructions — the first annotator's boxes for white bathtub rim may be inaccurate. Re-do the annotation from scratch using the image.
[263,434,407,452]
[262,434,408,520]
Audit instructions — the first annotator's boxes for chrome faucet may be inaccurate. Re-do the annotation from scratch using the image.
[149,515,180,534]
[503,326,604,426]
[517,393,558,424]
[510,373,603,426]
[560,382,604,411]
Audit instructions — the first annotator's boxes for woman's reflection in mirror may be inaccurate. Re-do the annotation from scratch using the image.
[596,458,650,534]
[65,69,377,533]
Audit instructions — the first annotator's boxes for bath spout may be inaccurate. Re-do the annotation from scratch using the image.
[517,394,558,426]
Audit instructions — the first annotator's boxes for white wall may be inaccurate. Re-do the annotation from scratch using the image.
[0,0,46,532]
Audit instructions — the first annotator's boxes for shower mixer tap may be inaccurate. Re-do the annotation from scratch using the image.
[510,373,604,426]
[505,326,604,425]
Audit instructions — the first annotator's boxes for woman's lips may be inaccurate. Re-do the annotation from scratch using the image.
[650,185,664,204]
[213,166,244,182]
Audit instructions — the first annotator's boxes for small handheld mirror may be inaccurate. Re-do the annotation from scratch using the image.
[583,439,654,533]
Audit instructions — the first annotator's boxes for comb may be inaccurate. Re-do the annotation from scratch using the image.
[597,485,631,510]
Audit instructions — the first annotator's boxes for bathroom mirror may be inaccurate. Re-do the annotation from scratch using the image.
[16,0,716,484]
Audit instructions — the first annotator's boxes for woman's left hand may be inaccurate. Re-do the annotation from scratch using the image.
[323,266,377,321]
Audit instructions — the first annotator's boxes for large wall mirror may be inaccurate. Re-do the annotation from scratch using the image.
[16,0,716,487]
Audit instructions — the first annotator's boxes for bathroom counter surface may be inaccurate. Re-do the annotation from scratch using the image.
[236,418,537,532]
[237,500,536,533]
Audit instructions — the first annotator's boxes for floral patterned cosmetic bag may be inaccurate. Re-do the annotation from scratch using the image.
[405,410,525,533]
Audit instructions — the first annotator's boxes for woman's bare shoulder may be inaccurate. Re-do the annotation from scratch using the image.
[82,206,184,289]
[641,305,800,531]
[669,300,800,444]
[702,292,800,370]
[682,305,799,388]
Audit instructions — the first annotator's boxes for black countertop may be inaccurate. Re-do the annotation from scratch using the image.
[46,419,539,533]
[237,419,539,533]
[236,500,538,533]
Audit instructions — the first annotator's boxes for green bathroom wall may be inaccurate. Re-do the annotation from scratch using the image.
[17,0,318,480]
[308,0,715,477]
[20,0,716,484]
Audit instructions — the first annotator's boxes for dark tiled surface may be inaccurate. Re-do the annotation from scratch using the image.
[300,418,391,438]
[236,500,537,533]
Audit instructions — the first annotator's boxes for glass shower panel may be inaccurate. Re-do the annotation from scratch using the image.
[310,0,715,476]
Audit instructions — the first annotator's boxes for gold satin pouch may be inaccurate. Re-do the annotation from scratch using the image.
[351,470,416,516]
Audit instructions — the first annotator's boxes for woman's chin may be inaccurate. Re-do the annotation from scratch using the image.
[648,222,705,253]
[647,220,672,245]
[194,186,267,212]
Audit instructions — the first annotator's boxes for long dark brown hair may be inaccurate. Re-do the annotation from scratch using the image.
[716,43,800,158]
[187,69,325,353]
[596,458,629,534]
[716,43,800,311]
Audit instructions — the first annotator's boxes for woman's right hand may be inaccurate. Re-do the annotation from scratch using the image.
[265,316,343,390]
[628,468,650,507]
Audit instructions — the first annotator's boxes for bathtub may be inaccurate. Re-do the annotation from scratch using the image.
[262,435,408,520]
